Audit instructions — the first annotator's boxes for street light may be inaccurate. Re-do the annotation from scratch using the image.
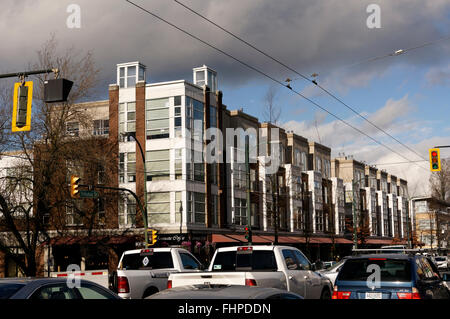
[121,132,149,246]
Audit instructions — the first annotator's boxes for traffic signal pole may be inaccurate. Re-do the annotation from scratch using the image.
[0,69,58,79]
[77,183,149,246]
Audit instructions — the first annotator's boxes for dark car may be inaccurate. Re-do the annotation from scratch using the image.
[147,284,303,300]
[332,254,450,299]
[0,278,121,299]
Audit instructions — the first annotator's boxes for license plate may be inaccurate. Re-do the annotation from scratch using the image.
[365,292,382,299]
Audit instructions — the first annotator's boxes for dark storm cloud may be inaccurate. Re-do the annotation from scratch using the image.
[0,0,449,90]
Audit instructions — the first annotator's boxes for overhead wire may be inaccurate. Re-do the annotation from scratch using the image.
[124,0,430,173]
[172,0,432,165]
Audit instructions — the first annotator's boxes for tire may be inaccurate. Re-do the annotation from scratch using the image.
[320,287,331,300]
[142,287,159,299]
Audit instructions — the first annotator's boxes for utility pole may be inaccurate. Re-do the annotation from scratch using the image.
[352,178,358,250]
[245,135,252,244]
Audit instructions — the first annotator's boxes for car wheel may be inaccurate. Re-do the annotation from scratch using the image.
[142,287,159,299]
[320,288,331,300]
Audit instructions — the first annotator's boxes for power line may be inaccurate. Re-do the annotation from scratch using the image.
[124,0,429,173]
[173,0,429,164]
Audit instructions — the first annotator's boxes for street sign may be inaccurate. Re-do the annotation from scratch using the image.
[79,190,99,198]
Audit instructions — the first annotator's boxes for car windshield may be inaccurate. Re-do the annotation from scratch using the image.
[211,250,277,271]
[434,257,446,262]
[338,258,412,282]
[121,252,174,270]
[0,283,25,299]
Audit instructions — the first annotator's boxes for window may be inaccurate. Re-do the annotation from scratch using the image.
[187,192,205,223]
[146,98,169,139]
[119,67,125,88]
[234,198,247,225]
[119,153,125,183]
[30,284,79,300]
[282,250,299,270]
[148,192,170,224]
[127,152,136,182]
[127,65,136,88]
[175,192,182,223]
[97,198,105,224]
[196,70,205,86]
[211,251,277,272]
[66,122,79,137]
[66,200,83,226]
[121,252,174,270]
[93,119,109,136]
[119,102,136,139]
[147,149,169,181]
[293,250,311,270]
[180,253,201,270]
[77,284,116,300]
[315,210,324,232]
[118,195,136,227]
[338,259,412,282]
[175,149,182,180]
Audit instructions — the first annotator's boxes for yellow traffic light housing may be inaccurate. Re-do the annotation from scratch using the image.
[12,81,33,132]
[70,175,80,198]
[148,229,158,246]
[429,148,441,172]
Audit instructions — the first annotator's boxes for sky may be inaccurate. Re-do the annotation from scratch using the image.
[0,0,449,196]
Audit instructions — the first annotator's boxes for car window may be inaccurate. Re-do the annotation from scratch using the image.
[76,284,116,299]
[292,250,311,270]
[30,284,79,300]
[0,283,25,299]
[121,252,174,270]
[211,251,277,271]
[416,259,427,280]
[180,253,201,270]
[282,250,299,270]
[338,258,412,282]
[421,258,440,280]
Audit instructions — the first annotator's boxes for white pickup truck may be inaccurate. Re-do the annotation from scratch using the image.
[168,245,333,299]
[110,247,204,299]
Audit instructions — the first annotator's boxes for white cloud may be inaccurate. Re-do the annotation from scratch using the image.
[281,95,445,196]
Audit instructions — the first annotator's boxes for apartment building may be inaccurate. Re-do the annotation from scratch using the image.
[0,61,413,276]
[410,197,450,252]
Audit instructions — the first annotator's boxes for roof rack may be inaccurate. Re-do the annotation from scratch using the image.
[351,248,427,256]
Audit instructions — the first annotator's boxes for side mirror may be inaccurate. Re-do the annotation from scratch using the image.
[442,273,449,281]
[198,264,206,271]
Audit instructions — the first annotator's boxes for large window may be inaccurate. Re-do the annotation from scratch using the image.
[93,119,109,136]
[174,96,182,138]
[146,149,169,181]
[234,198,247,225]
[146,98,169,139]
[148,192,170,224]
[66,122,79,137]
[119,102,136,140]
[187,192,205,224]
[127,153,136,182]
[118,195,136,227]
[66,200,83,226]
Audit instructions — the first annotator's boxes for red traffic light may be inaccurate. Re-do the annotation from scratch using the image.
[431,151,437,157]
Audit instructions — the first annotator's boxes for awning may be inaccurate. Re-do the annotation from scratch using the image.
[364,238,397,245]
[48,235,139,246]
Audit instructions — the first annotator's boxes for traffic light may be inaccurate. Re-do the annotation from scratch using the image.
[70,175,80,198]
[429,148,441,172]
[44,78,73,103]
[244,225,252,242]
[12,81,33,132]
[149,229,158,246]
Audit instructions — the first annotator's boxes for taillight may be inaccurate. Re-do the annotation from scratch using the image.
[117,276,130,294]
[332,287,351,299]
[167,280,172,289]
[245,279,257,286]
[397,288,420,299]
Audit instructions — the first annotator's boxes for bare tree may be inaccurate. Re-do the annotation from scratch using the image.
[0,35,119,276]
[262,85,281,125]
[429,158,449,202]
